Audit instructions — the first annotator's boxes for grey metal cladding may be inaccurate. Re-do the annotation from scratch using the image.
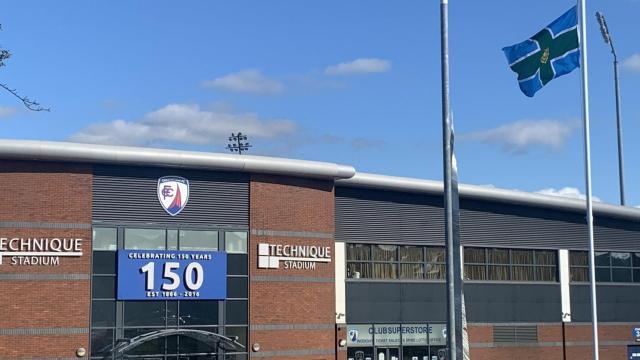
[336,187,640,251]
[93,165,248,226]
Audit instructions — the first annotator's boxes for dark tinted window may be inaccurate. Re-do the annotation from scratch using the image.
[226,326,248,348]
[179,300,219,325]
[123,328,165,355]
[226,300,248,325]
[90,328,114,356]
[612,268,632,282]
[595,267,611,282]
[227,277,248,299]
[92,251,116,274]
[91,300,116,327]
[123,301,166,327]
[595,252,610,266]
[227,254,248,275]
[92,276,116,299]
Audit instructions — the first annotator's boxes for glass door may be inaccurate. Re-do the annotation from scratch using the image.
[376,348,400,360]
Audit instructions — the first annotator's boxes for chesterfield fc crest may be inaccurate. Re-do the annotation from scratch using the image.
[157,176,190,216]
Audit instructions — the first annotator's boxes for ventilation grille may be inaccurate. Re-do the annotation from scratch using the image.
[493,325,538,344]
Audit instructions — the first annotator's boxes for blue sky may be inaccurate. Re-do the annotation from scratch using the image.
[1,1,639,205]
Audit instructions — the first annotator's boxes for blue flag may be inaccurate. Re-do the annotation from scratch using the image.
[502,6,580,97]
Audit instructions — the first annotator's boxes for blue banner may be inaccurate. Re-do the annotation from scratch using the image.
[117,250,227,300]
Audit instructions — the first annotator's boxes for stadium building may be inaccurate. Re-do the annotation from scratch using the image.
[1,139,640,360]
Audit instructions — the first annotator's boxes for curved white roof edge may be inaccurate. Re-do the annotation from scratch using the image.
[0,139,356,180]
[337,172,640,222]
[1,139,638,221]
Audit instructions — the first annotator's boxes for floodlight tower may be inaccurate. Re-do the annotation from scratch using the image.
[227,132,252,155]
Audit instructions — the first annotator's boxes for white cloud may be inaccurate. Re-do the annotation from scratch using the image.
[621,53,640,73]
[0,106,17,118]
[460,119,578,153]
[69,103,297,147]
[536,187,601,202]
[325,58,391,75]
[202,69,284,94]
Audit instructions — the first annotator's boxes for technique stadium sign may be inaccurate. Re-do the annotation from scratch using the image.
[257,243,331,270]
[0,237,83,266]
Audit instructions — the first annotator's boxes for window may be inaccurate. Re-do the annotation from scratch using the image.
[179,230,218,251]
[464,248,557,282]
[124,228,166,250]
[571,250,640,283]
[225,231,248,253]
[346,244,445,280]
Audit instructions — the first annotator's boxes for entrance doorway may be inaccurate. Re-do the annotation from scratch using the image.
[376,348,400,360]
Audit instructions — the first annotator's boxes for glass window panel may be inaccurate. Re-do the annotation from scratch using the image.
[123,328,165,355]
[634,269,640,283]
[124,228,166,250]
[595,267,611,282]
[535,250,557,265]
[372,263,398,279]
[167,229,178,250]
[400,263,424,279]
[92,251,116,275]
[464,265,487,280]
[167,301,178,327]
[227,277,248,299]
[225,232,248,253]
[226,300,248,325]
[611,252,631,267]
[595,252,610,267]
[633,253,640,268]
[511,250,534,265]
[571,267,589,282]
[372,245,397,262]
[426,247,445,263]
[347,244,371,261]
[227,254,248,275]
[92,228,117,251]
[464,248,486,264]
[487,249,509,264]
[177,328,218,354]
[488,265,510,280]
[612,268,632,282]
[179,230,218,251]
[425,263,445,280]
[570,251,589,266]
[347,262,372,279]
[123,301,166,326]
[91,300,115,327]
[226,326,248,349]
[536,266,557,281]
[90,328,114,357]
[92,276,115,299]
[179,300,219,325]
[400,246,423,262]
[511,266,535,281]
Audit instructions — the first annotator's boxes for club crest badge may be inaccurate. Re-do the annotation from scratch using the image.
[157,176,190,216]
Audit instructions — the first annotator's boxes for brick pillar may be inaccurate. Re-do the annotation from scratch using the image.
[249,174,336,360]
[0,161,92,359]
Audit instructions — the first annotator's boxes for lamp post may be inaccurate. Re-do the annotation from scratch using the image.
[596,11,626,206]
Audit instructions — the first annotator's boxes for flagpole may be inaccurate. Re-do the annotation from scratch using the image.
[440,1,463,359]
[577,1,600,359]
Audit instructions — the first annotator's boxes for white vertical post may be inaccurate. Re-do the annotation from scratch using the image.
[559,249,572,323]
[335,242,346,324]
[577,1,599,359]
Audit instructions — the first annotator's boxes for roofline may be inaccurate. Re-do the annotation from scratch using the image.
[0,140,355,180]
[336,172,640,222]
[1,139,638,222]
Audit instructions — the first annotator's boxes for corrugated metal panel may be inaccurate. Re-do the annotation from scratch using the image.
[336,187,640,251]
[493,325,537,343]
[93,165,248,227]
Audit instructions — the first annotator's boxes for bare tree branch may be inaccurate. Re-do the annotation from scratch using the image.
[0,24,50,112]
[0,83,50,112]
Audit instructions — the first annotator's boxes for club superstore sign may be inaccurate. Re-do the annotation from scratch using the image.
[346,324,447,347]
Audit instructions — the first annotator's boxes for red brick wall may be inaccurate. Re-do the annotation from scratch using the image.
[0,160,92,359]
[249,174,336,360]
[469,323,635,360]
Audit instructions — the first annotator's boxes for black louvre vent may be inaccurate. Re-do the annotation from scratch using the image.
[493,325,538,344]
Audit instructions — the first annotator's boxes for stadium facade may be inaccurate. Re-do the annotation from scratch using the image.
[1,139,639,360]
